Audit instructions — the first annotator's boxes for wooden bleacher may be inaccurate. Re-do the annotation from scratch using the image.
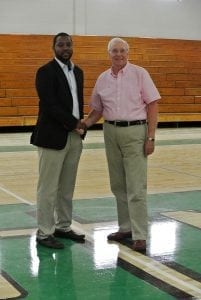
[0,34,201,127]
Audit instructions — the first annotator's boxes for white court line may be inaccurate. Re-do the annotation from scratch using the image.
[0,185,34,205]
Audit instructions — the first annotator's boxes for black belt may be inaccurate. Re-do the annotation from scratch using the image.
[105,120,146,127]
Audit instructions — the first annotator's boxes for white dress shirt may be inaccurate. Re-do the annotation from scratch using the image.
[55,57,80,119]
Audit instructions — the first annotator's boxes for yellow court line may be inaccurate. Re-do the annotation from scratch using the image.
[162,211,201,228]
[0,274,21,299]
[119,245,201,299]
[0,228,36,238]
[72,220,201,300]
[1,221,201,299]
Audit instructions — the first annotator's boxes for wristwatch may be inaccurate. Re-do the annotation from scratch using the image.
[147,137,155,141]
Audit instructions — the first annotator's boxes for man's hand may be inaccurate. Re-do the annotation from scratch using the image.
[144,139,155,156]
[75,120,87,135]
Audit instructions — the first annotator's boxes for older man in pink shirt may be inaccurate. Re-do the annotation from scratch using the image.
[84,37,161,252]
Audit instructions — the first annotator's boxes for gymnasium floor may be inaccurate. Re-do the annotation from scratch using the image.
[0,127,201,300]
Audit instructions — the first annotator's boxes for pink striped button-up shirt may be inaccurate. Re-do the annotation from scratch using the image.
[90,62,161,121]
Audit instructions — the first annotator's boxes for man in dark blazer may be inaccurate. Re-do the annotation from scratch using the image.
[31,32,86,249]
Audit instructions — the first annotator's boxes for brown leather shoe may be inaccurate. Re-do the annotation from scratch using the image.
[54,229,85,242]
[132,240,146,251]
[107,231,132,241]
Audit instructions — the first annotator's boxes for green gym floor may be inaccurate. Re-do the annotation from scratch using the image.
[0,127,201,300]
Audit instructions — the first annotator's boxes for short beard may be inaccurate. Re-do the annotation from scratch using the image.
[56,53,72,65]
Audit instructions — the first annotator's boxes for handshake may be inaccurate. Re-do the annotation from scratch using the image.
[75,119,88,136]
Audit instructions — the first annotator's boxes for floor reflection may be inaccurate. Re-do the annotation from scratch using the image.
[29,235,39,277]
[93,230,119,269]
[149,220,178,256]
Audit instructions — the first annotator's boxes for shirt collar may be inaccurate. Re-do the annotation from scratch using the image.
[110,61,129,77]
[54,57,74,71]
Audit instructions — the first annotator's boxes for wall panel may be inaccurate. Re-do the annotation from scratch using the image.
[0,34,200,126]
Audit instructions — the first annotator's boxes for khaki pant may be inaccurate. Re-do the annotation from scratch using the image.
[37,132,82,239]
[103,122,148,240]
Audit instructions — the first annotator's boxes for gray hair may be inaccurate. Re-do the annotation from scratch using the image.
[107,37,129,52]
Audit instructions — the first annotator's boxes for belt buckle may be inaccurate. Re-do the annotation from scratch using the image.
[115,121,121,126]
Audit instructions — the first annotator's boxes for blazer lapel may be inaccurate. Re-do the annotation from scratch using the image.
[73,67,82,98]
[52,59,72,94]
